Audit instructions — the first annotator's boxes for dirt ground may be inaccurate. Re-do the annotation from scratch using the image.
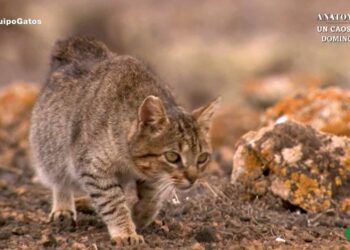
[0,159,349,250]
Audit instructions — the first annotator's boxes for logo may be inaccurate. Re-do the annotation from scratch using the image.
[318,13,350,21]
[316,13,350,43]
[345,225,350,241]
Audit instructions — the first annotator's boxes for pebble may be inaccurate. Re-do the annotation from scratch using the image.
[302,232,314,243]
[72,242,86,250]
[191,242,205,250]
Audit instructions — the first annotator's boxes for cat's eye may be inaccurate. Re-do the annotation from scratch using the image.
[164,151,181,164]
[197,153,210,165]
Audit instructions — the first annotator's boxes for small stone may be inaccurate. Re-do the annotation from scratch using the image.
[72,242,86,250]
[160,225,169,233]
[154,219,163,226]
[191,242,205,250]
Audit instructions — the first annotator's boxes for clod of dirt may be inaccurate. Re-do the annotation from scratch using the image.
[231,120,350,213]
[262,87,350,137]
[51,216,76,233]
[0,231,11,240]
[194,226,217,243]
[0,215,6,227]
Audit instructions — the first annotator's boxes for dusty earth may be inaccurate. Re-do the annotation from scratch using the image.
[0,83,349,249]
[0,160,349,250]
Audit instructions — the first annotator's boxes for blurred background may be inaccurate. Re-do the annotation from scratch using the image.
[1,0,350,148]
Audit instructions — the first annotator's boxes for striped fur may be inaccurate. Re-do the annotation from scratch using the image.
[29,37,220,247]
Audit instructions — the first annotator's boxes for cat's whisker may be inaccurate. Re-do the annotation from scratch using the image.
[151,179,173,201]
[200,181,218,197]
[198,180,229,201]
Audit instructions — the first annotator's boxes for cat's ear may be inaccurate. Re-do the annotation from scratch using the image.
[138,95,169,133]
[192,97,221,132]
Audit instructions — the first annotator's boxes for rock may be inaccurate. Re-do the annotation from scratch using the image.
[213,146,234,176]
[243,74,322,108]
[231,120,350,213]
[262,87,350,137]
[211,105,260,148]
[0,83,38,170]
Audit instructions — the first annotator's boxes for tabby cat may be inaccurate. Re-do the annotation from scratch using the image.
[29,37,220,247]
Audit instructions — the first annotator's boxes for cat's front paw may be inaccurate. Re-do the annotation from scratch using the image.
[111,233,145,247]
[50,210,76,228]
[132,204,155,229]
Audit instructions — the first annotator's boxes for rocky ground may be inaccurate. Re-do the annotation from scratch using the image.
[0,167,349,249]
[0,84,350,249]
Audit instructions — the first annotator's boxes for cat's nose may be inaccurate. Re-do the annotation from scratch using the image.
[185,172,197,184]
[185,166,198,184]
[187,176,197,184]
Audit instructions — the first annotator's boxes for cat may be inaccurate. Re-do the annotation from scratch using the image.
[29,37,220,247]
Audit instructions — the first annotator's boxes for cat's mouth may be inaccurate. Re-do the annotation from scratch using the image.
[175,180,196,190]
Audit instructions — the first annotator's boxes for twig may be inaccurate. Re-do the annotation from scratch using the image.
[200,181,230,202]
[0,164,22,175]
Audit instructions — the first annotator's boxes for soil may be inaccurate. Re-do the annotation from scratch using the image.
[1,162,349,250]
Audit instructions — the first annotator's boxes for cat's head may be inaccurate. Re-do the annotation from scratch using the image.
[129,95,220,190]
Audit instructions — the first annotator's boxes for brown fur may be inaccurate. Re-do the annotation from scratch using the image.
[29,37,220,247]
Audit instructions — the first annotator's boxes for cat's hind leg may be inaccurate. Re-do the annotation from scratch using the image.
[50,185,76,227]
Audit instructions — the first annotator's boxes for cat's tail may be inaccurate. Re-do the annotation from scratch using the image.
[50,37,110,71]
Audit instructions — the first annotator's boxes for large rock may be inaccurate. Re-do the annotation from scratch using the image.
[243,74,322,108]
[210,104,260,148]
[231,120,350,213]
[0,83,38,170]
[262,87,350,137]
